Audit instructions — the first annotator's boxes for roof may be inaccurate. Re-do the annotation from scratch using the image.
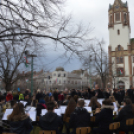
[109,0,128,10]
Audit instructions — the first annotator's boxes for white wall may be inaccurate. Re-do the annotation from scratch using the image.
[124,56,129,75]
[109,24,130,51]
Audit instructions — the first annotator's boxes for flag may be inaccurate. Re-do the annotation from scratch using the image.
[120,69,123,75]
[56,78,58,83]
[25,79,29,82]
[24,57,29,67]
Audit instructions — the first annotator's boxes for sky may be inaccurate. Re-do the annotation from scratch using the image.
[38,0,134,72]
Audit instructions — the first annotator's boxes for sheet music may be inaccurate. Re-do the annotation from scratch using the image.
[20,101,28,107]
[84,107,92,112]
[25,106,36,112]
[84,100,90,107]
[41,109,47,115]
[42,109,61,116]
[54,109,61,116]
[2,109,13,120]
[28,111,36,121]
[60,106,67,114]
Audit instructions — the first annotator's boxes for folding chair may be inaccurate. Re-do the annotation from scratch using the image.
[76,127,91,134]
[39,130,56,134]
[126,118,134,134]
[90,116,95,122]
[109,122,120,133]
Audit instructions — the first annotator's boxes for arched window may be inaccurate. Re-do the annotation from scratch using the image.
[118,45,121,51]
[124,13,127,23]
[116,12,120,21]
[64,74,66,77]
[120,57,123,63]
[58,74,61,77]
[117,30,120,35]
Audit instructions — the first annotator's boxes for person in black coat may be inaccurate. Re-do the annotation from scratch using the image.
[113,89,122,105]
[93,99,114,134]
[36,89,43,102]
[39,102,63,134]
[94,84,104,98]
[69,99,90,134]
[114,98,134,133]
[7,103,33,134]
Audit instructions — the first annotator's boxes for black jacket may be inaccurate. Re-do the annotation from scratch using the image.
[95,105,114,134]
[36,103,46,116]
[114,104,134,131]
[69,107,90,134]
[9,116,33,134]
[95,89,104,98]
[36,93,43,102]
[39,112,63,134]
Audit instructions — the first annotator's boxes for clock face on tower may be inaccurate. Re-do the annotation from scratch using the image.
[115,5,119,9]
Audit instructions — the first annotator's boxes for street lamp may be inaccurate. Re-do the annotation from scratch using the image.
[25,51,37,95]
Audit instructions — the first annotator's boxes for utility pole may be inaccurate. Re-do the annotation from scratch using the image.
[30,54,37,95]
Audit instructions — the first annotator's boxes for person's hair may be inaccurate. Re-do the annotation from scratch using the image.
[50,96,55,102]
[109,96,116,102]
[77,99,85,107]
[46,102,55,111]
[0,95,5,102]
[37,89,41,93]
[63,98,76,121]
[123,98,134,114]
[74,95,79,103]
[89,96,101,108]
[8,103,25,121]
[123,98,132,105]
[102,99,112,105]
[45,96,50,103]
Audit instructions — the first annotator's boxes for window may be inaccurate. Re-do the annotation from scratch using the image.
[71,81,74,84]
[120,57,123,63]
[116,57,123,64]
[117,68,124,76]
[75,81,77,85]
[116,12,120,21]
[118,45,121,51]
[110,15,113,24]
[68,81,70,84]
[64,74,66,77]
[133,57,134,63]
[117,30,120,35]
[116,57,120,63]
[58,74,61,77]
[124,13,127,22]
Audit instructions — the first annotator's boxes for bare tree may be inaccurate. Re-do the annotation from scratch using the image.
[0,0,93,91]
[81,40,112,88]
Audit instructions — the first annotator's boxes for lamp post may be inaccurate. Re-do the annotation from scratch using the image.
[25,51,37,95]
[88,55,92,88]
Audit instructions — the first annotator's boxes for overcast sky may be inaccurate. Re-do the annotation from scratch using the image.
[41,0,134,72]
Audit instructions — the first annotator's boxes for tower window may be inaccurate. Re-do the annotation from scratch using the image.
[116,12,120,21]
[118,45,121,51]
[117,30,120,35]
[110,15,113,24]
[124,13,127,23]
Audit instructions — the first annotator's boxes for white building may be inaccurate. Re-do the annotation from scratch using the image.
[44,67,90,90]
[108,0,134,89]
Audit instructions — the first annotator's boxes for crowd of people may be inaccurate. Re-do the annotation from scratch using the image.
[0,84,134,134]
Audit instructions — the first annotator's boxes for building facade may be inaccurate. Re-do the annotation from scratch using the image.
[44,67,90,90]
[108,0,134,89]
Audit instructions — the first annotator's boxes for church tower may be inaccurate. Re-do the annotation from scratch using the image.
[108,0,133,89]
